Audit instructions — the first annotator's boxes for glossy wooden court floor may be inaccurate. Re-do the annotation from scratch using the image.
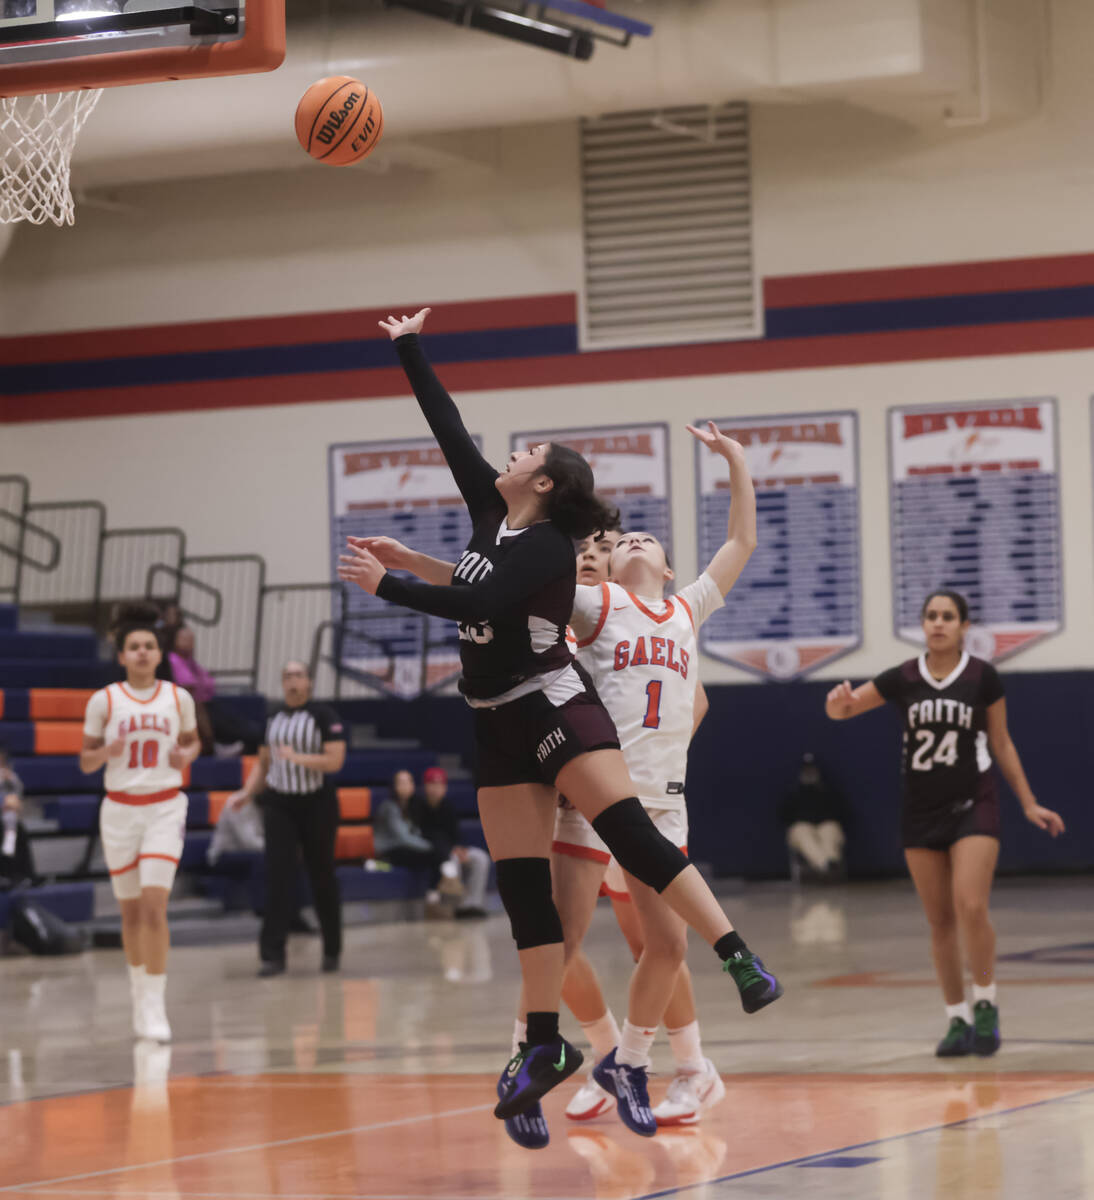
[3,878,1094,1200]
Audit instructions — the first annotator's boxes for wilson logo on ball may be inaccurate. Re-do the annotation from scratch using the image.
[315,92,361,145]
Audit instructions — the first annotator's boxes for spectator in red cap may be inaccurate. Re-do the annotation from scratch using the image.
[411,767,491,919]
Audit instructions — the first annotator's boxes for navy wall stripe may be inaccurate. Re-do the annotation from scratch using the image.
[766,283,1094,339]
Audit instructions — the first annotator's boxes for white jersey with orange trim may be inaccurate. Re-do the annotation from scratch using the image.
[569,574,723,811]
[83,681,197,796]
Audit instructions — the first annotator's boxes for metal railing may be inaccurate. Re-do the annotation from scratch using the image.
[0,487,445,700]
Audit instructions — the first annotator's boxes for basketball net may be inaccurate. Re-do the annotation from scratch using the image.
[0,90,103,226]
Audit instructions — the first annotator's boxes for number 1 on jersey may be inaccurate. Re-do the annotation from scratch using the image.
[643,680,663,729]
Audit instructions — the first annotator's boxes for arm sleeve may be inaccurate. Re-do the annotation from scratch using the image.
[569,584,606,642]
[394,334,501,521]
[82,689,110,739]
[980,662,1005,705]
[377,527,573,623]
[675,573,725,629]
[176,687,198,734]
[316,705,348,743]
[873,665,904,703]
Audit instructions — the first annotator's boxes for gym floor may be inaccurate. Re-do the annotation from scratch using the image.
[3,877,1093,1200]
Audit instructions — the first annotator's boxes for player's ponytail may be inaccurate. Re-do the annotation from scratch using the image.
[539,443,620,541]
[920,590,969,622]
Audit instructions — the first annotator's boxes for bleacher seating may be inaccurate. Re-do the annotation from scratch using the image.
[0,600,486,939]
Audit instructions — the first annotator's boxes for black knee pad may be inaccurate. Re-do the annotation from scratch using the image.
[494,857,564,950]
[592,797,689,893]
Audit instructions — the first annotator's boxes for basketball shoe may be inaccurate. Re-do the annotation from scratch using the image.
[723,952,783,1013]
[971,1001,1000,1056]
[652,1058,726,1126]
[494,1037,583,1120]
[592,1048,656,1137]
[497,1076,550,1150]
[936,1017,973,1057]
[565,1076,614,1121]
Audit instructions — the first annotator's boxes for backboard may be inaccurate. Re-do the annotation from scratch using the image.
[0,0,285,97]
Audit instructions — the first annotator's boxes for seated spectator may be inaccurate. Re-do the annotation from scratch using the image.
[410,767,491,919]
[0,743,23,806]
[779,752,849,882]
[1,746,35,885]
[169,626,257,757]
[373,769,462,916]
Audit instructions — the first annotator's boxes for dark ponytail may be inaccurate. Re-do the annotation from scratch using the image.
[539,443,620,540]
[921,589,969,622]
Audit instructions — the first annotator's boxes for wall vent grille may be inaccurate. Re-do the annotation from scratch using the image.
[579,104,759,351]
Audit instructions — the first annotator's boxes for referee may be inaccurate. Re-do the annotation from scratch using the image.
[229,661,347,977]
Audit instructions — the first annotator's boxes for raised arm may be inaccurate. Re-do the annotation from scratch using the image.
[824,679,886,720]
[378,310,501,522]
[347,536,456,586]
[687,422,757,597]
[339,529,572,624]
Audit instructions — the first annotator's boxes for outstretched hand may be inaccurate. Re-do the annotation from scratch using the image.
[347,535,410,570]
[338,542,387,595]
[378,308,432,340]
[1024,804,1066,837]
[687,420,744,461]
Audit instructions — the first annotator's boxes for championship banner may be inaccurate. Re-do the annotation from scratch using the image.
[329,436,478,696]
[889,399,1062,660]
[510,424,672,555]
[696,413,862,680]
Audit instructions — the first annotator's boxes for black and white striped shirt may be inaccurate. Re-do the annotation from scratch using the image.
[264,702,345,795]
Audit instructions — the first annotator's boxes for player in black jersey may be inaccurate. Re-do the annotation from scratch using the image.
[338,307,780,1135]
[825,590,1064,1058]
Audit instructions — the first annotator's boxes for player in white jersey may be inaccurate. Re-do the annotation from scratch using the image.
[80,605,200,1042]
[557,529,721,1127]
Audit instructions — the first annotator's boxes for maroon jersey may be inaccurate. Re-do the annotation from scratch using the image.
[873,653,1005,821]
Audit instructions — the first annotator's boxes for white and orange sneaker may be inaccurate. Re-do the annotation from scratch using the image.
[565,1076,614,1121]
[652,1059,725,1126]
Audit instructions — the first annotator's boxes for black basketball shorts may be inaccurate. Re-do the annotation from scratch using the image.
[473,669,620,789]
[902,777,1000,850]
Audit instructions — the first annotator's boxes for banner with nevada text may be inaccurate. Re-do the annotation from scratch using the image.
[696,412,862,681]
[888,399,1062,661]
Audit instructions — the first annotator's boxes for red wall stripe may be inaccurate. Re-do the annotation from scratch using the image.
[764,252,1094,308]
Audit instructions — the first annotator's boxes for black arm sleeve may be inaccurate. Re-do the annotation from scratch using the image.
[394,334,501,522]
[873,665,904,702]
[376,527,572,623]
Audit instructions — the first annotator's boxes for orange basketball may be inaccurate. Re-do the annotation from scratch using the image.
[295,76,383,166]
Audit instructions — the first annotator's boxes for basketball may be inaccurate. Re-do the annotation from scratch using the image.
[294,76,383,166]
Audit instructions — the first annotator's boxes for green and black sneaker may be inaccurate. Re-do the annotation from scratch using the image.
[971,1000,1001,1056]
[723,952,783,1013]
[935,1016,973,1057]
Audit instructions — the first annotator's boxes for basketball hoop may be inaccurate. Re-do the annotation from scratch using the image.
[0,90,102,226]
